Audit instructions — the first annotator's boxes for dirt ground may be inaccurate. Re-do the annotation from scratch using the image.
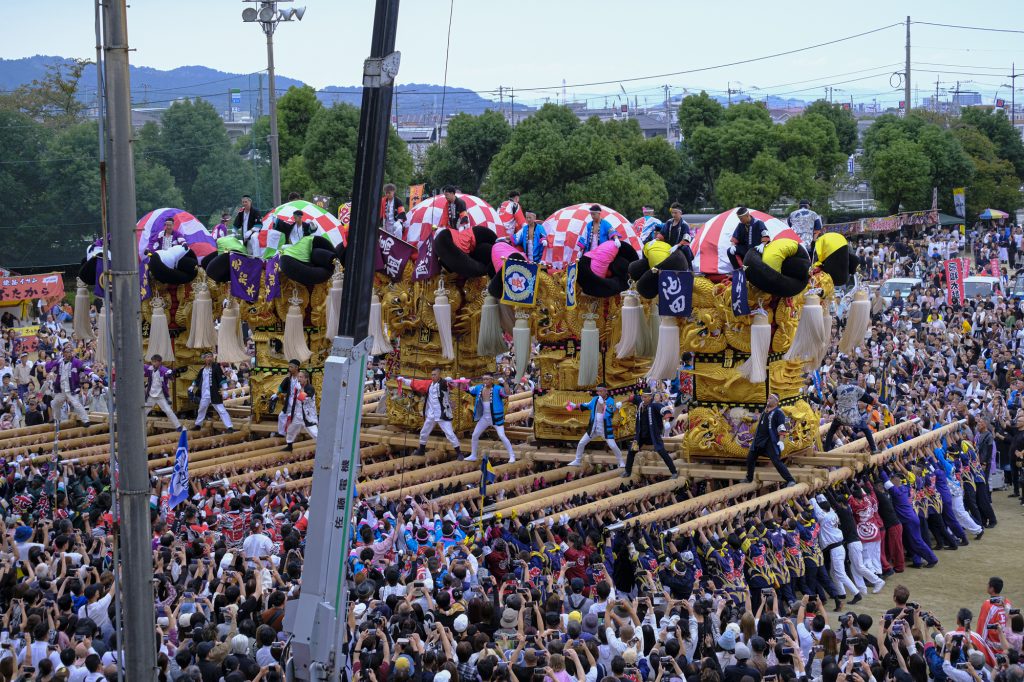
[848,489,1023,626]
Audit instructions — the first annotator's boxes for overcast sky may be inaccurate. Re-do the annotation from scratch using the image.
[5,0,1024,108]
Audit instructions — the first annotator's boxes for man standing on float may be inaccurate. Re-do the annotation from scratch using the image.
[567,384,624,468]
[397,368,464,458]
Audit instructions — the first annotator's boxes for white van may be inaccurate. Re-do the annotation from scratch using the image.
[879,277,923,307]
[963,275,1001,300]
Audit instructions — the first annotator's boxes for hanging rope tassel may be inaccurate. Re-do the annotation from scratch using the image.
[477,294,506,357]
[839,288,871,355]
[638,306,659,358]
[615,290,641,359]
[283,289,312,363]
[187,275,216,349]
[738,311,771,383]
[368,293,392,356]
[817,304,833,366]
[73,280,94,341]
[216,300,249,364]
[784,292,824,366]
[577,313,601,386]
[647,316,680,381]
[145,296,175,362]
[95,306,109,365]
[323,266,344,342]
[512,311,532,381]
[433,280,455,360]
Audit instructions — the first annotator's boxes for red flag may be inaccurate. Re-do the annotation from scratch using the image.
[945,259,965,306]
[990,258,1001,278]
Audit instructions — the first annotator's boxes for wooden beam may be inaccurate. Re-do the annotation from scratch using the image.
[490,469,622,513]
[380,460,533,500]
[829,418,921,453]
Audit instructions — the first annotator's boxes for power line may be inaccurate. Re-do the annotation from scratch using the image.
[504,22,904,94]
[912,20,1024,35]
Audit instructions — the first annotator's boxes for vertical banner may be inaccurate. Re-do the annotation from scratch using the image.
[658,270,694,317]
[501,259,538,307]
[565,262,578,309]
[229,253,263,302]
[953,187,966,218]
[408,184,425,207]
[730,270,750,316]
[990,257,1001,278]
[412,235,440,281]
[945,258,965,306]
[265,255,282,301]
[375,229,415,280]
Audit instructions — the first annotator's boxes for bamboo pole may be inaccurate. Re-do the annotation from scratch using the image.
[530,467,690,526]
[380,460,533,500]
[607,481,759,530]
[829,418,920,453]
[73,430,250,465]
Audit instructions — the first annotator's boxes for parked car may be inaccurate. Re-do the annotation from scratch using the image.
[963,275,1001,300]
[879,277,923,307]
[1010,272,1024,299]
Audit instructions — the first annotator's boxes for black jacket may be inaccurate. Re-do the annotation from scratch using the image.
[660,219,691,246]
[732,218,768,257]
[750,407,786,455]
[234,207,261,237]
[632,396,667,448]
[190,363,227,405]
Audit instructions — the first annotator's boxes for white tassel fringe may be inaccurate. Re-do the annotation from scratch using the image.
[433,285,455,360]
[187,280,216,349]
[216,301,249,364]
[146,297,175,362]
[577,315,601,386]
[738,312,771,383]
[283,296,312,363]
[647,316,680,381]
[323,271,343,342]
[477,295,506,357]
[369,294,392,356]
[839,289,871,355]
[513,313,531,381]
[73,281,94,341]
[615,292,641,359]
[784,293,824,364]
[95,307,109,365]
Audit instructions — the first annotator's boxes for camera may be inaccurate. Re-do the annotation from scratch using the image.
[906,602,919,610]
[774,623,785,637]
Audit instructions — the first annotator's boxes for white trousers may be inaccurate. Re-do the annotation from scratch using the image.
[196,397,233,429]
[828,544,859,598]
[846,540,881,590]
[420,418,460,448]
[862,539,884,575]
[286,418,318,444]
[145,394,181,430]
[471,414,514,458]
[574,431,623,464]
[952,490,984,534]
[53,391,90,424]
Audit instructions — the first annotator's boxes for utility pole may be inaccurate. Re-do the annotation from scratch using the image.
[664,84,671,142]
[257,72,264,119]
[498,85,504,121]
[935,77,939,113]
[509,86,515,126]
[728,81,733,106]
[282,1,400,679]
[265,28,281,205]
[954,81,961,113]
[103,1,157,680]
[905,16,912,114]
[1012,62,1017,127]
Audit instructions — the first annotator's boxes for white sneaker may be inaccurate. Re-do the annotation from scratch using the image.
[569,458,582,467]
[508,453,516,463]
[871,581,885,594]
[463,454,477,462]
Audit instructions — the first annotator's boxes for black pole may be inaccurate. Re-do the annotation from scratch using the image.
[340,0,400,340]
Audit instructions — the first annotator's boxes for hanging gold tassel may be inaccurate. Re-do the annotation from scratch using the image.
[615,287,641,359]
[647,316,680,381]
[73,280,94,341]
[512,310,532,381]
[216,300,249,364]
[433,279,455,360]
[368,293,392,356]
[283,288,312,363]
[784,292,824,365]
[577,312,601,386]
[477,294,506,357]
[95,306,109,365]
[145,296,175,362]
[737,311,771,383]
[187,273,216,349]
[839,288,871,355]
[323,264,344,342]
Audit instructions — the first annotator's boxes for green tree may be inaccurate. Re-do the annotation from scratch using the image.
[302,103,413,204]
[0,58,89,127]
[153,99,233,206]
[803,100,859,155]
[677,91,724,139]
[768,113,845,181]
[251,85,324,164]
[420,110,511,194]
[483,105,667,217]
[134,155,185,214]
[281,154,315,199]
[865,139,932,213]
[953,127,1022,220]
[960,107,1024,179]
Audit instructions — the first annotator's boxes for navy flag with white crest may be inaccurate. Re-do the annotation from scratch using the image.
[657,270,693,317]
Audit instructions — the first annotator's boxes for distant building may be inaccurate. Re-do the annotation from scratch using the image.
[397,126,441,169]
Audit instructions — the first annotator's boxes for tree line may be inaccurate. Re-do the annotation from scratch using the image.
[1,62,1021,270]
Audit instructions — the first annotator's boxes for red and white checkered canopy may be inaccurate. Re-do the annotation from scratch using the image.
[405,193,502,247]
[260,200,345,248]
[541,203,641,271]
[691,208,799,275]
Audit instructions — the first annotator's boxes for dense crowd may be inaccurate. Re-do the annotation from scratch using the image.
[0,218,1021,682]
